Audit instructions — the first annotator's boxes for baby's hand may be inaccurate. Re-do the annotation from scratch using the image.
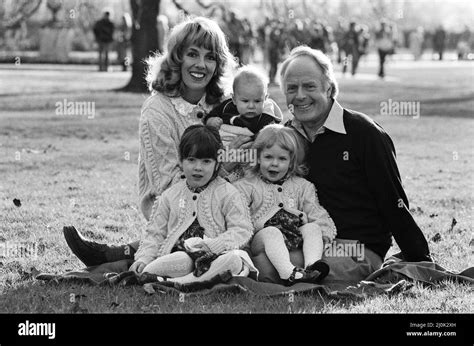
[206,117,223,129]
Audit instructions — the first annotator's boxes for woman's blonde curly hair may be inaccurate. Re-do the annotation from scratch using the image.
[145,16,236,105]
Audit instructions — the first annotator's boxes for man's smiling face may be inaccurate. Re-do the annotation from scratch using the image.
[283,55,332,125]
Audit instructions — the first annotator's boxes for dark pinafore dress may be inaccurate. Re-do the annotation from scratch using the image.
[261,175,304,251]
[170,182,218,277]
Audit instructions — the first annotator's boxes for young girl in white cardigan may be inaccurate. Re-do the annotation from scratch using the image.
[130,125,254,284]
[234,124,337,285]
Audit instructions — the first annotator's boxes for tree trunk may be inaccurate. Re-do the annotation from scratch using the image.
[121,0,160,93]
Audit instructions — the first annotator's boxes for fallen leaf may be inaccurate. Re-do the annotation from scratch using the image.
[448,218,458,233]
[13,199,21,207]
[431,233,442,242]
[143,283,156,295]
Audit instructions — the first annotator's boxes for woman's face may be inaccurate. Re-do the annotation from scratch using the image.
[258,144,291,183]
[181,45,217,102]
[182,157,217,188]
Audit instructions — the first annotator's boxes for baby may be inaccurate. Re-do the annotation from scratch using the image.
[204,66,282,145]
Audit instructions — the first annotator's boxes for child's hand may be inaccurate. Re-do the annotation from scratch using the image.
[129,261,146,274]
[206,117,223,129]
[184,237,204,251]
[192,242,211,253]
[184,237,211,253]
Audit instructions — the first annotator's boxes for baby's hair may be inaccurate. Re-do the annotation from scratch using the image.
[247,124,307,178]
[179,124,223,161]
[232,65,269,95]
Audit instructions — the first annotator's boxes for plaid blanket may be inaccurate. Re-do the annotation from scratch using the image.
[35,255,473,300]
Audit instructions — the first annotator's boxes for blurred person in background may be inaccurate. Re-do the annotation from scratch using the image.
[342,21,361,76]
[93,9,115,72]
[375,19,395,79]
[457,25,472,60]
[409,26,425,61]
[432,24,446,60]
[116,12,132,71]
[358,24,370,64]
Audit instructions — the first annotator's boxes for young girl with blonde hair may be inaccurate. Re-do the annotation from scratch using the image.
[234,124,336,285]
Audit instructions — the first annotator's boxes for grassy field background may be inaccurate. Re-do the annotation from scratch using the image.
[0,58,473,313]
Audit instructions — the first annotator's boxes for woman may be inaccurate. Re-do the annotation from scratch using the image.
[64,16,279,267]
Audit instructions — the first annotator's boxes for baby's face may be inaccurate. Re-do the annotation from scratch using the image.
[232,81,267,119]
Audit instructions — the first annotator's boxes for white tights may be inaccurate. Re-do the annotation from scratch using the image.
[142,251,243,284]
[251,224,324,280]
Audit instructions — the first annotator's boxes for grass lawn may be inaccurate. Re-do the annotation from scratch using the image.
[0,58,473,314]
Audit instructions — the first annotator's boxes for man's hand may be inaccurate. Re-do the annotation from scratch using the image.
[129,261,146,274]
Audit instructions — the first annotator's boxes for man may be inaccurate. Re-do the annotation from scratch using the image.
[375,19,396,78]
[342,21,361,76]
[249,46,431,284]
[93,10,115,72]
[433,25,446,61]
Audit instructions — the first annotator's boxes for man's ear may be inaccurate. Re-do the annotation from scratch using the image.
[326,85,332,98]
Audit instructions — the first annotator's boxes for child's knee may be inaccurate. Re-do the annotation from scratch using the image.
[299,223,321,237]
[217,252,243,275]
[259,226,284,239]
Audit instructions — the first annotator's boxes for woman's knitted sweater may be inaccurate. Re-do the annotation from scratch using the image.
[233,175,337,240]
[134,176,254,266]
[138,93,215,221]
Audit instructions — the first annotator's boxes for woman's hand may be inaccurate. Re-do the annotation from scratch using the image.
[222,135,254,172]
[129,261,146,274]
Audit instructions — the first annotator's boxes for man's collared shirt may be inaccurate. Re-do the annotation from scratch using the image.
[291,99,346,142]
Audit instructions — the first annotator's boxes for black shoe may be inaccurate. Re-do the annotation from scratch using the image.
[306,259,330,282]
[284,267,320,286]
[63,226,122,266]
[285,261,330,286]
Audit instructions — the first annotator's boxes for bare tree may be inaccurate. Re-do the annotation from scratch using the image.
[120,0,160,93]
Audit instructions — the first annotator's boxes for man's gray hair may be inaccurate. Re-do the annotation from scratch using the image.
[279,46,339,99]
